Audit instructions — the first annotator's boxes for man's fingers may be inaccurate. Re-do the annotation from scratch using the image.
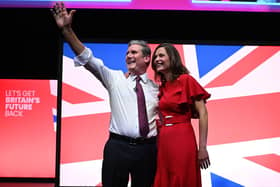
[51,2,63,14]
[50,2,64,17]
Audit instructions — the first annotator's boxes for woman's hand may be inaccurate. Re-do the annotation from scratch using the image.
[198,147,210,169]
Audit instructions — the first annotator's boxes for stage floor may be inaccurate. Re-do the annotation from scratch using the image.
[0,183,55,187]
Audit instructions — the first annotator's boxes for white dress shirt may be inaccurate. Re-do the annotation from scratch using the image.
[73,47,159,138]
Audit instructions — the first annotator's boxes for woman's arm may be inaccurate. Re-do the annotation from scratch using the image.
[195,99,211,169]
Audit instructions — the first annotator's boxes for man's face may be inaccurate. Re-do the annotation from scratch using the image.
[125,44,150,75]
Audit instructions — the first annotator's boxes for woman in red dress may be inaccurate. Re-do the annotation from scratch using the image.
[151,43,211,187]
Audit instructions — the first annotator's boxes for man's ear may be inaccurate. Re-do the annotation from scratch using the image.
[144,56,151,66]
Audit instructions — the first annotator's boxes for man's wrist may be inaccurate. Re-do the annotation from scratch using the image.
[61,26,73,34]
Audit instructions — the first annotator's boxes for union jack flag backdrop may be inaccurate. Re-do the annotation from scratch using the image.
[59,43,280,187]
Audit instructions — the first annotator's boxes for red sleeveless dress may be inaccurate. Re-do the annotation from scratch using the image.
[153,74,211,187]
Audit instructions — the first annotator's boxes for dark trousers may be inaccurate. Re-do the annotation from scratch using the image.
[102,133,157,187]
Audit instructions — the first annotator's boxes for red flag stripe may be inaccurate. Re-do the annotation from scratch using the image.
[245,153,280,173]
[205,46,280,88]
[62,82,104,104]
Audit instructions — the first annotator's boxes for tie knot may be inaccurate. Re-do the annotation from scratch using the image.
[136,75,141,82]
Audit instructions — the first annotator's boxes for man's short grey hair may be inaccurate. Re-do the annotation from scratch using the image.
[128,40,151,57]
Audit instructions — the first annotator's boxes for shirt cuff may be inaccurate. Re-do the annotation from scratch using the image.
[73,47,92,67]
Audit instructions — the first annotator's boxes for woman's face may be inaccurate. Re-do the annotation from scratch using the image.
[153,47,170,74]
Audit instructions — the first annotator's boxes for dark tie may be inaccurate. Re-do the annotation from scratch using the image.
[135,75,149,137]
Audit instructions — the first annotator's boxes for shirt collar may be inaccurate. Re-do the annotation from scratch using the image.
[129,73,148,84]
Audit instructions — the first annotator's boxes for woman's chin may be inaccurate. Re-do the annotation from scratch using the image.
[156,68,164,73]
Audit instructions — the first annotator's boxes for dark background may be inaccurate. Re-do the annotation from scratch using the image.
[1,8,279,79]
